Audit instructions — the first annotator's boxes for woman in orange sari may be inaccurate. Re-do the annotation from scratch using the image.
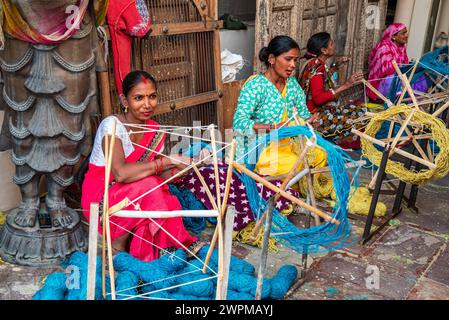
[81,71,197,262]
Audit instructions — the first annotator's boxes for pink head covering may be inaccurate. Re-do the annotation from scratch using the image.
[368,23,409,79]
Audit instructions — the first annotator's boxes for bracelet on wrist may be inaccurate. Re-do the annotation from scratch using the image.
[158,158,163,172]
[154,159,159,175]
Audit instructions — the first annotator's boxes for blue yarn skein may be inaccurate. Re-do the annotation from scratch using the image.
[197,245,255,275]
[116,271,140,300]
[114,250,187,290]
[173,272,215,297]
[141,285,171,300]
[168,184,208,234]
[32,272,67,300]
[227,271,272,300]
[269,265,298,299]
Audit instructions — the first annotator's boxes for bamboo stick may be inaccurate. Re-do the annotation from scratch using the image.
[192,165,219,211]
[363,79,394,107]
[352,129,436,169]
[108,197,130,216]
[380,134,432,143]
[113,210,219,218]
[203,141,236,273]
[221,140,236,216]
[209,125,222,210]
[87,203,99,300]
[232,162,340,225]
[101,133,109,298]
[220,206,236,300]
[209,125,224,297]
[104,120,117,300]
[392,60,419,109]
[264,160,367,181]
[397,59,420,105]
[432,100,449,118]
[215,208,224,299]
[388,109,417,154]
[300,139,320,226]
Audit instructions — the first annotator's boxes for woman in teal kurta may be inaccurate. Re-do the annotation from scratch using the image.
[233,36,317,162]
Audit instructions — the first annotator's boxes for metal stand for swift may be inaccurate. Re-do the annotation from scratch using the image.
[361,140,425,245]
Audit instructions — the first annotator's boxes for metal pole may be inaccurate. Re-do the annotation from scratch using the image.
[255,197,275,300]
[362,148,390,244]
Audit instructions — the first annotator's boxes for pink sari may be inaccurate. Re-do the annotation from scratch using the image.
[367,23,409,101]
[81,119,197,262]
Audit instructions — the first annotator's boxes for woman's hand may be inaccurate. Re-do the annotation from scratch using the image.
[273,121,290,130]
[170,155,192,169]
[336,56,351,67]
[344,72,364,88]
[307,114,321,129]
[197,148,213,166]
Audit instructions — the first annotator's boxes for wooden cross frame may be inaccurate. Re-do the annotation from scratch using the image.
[353,60,449,243]
[87,121,238,300]
[359,60,444,190]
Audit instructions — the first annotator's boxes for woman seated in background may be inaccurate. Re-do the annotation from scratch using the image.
[367,23,427,101]
[299,32,366,150]
[81,70,198,262]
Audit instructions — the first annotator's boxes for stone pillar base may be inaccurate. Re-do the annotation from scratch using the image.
[0,208,87,267]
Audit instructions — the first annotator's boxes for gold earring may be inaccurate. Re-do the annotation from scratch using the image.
[125,105,128,113]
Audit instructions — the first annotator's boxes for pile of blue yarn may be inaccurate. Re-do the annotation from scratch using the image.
[238,125,359,254]
[33,248,298,300]
[168,184,216,234]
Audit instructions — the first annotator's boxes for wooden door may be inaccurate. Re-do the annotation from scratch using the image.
[254,0,339,73]
[107,0,224,132]
[254,0,387,79]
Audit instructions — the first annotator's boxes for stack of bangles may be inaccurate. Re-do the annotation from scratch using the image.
[154,158,164,175]
[154,158,181,181]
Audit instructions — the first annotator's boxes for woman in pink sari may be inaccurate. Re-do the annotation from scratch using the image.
[81,71,197,262]
[367,23,427,101]
[368,23,409,100]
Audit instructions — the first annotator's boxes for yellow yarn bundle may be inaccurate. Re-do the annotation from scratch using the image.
[233,222,279,252]
[342,187,387,217]
[0,211,6,225]
[362,105,449,185]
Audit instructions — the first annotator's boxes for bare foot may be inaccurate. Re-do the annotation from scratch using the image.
[50,209,73,228]
[14,208,38,227]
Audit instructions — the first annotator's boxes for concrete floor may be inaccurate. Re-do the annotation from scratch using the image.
[1,169,448,300]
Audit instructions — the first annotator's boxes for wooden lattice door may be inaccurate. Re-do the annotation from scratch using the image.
[254,0,387,79]
[254,0,339,73]
[107,0,223,131]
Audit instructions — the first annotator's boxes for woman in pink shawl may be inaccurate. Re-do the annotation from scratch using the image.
[81,71,198,262]
[367,23,410,100]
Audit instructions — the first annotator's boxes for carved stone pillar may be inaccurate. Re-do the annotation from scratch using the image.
[0,3,103,266]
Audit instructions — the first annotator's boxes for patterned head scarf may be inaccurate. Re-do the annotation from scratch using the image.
[368,23,409,83]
